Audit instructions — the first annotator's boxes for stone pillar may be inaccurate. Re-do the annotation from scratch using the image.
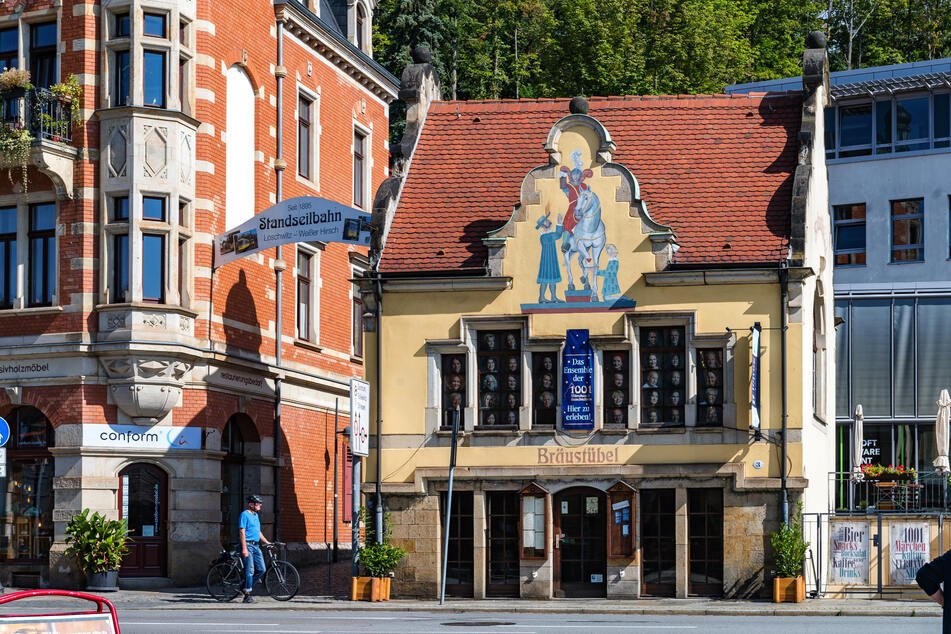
[675,487,688,598]
[472,491,486,599]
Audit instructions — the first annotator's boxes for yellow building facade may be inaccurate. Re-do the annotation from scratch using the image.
[363,42,834,599]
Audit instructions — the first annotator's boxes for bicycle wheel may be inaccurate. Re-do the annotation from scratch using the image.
[264,560,300,601]
[207,562,242,602]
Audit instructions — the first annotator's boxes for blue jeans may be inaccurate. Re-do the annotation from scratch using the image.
[243,543,265,592]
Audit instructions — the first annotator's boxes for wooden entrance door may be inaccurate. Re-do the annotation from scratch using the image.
[688,488,723,596]
[119,463,168,577]
[440,491,474,597]
[641,489,676,596]
[486,491,519,597]
[554,487,606,598]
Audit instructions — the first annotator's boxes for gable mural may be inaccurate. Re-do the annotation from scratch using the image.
[513,115,669,314]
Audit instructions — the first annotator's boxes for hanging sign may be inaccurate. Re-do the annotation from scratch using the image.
[890,522,929,585]
[561,329,593,430]
[350,378,370,457]
[750,322,761,431]
[213,196,371,267]
[830,522,869,584]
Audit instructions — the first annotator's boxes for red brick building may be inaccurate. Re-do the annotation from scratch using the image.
[0,0,395,586]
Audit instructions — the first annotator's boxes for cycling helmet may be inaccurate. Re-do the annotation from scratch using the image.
[247,495,263,504]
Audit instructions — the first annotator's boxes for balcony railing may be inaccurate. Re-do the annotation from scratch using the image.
[0,88,73,143]
[829,470,951,514]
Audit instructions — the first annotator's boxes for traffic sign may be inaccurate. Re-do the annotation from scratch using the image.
[349,378,370,457]
[0,416,9,448]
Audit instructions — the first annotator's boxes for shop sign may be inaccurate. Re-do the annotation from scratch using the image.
[830,522,869,584]
[214,196,371,267]
[561,329,593,430]
[536,446,619,465]
[83,424,202,450]
[350,378,370,457]
[890,522,929,585]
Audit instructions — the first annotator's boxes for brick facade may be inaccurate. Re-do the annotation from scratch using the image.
[0,0,395,586]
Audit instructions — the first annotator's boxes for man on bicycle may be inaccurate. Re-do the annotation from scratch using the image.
[239,494,270,603]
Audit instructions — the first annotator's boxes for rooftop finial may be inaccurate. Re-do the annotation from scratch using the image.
[568,96,589,115]
[806,31,826,49]
[411,45,431,64]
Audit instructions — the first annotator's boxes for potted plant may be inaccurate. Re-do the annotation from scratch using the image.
[64,509,130,591]
[0,68,32,98]
[352,506,406,601]
[861,463,917,482]
[0,123,33,192]
[770,503,809,603]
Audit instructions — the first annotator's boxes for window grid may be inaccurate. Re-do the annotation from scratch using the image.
[296,250,312,341]
[697,349,723,427]
[827,93,951,160]
[833,203,867,267]
[27,203,55,307]
[29,23,56,89]
[441,354,465,430]
[298,94,312,179]
[353,130,366,208]
[602,350,630,427]
[639,327,685,427]
[531,352,557,428]
[891,198,924,262]
[477,330,521,427]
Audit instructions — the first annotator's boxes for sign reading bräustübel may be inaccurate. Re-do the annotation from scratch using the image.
[214,196,372,267]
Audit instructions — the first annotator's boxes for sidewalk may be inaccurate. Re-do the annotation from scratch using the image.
[0,588,940,618]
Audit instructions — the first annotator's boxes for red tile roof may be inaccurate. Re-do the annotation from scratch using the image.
[379,94,802,273]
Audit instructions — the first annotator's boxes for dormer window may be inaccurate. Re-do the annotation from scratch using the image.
[356,5,365,51]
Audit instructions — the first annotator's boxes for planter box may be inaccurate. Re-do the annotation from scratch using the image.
[772,575,805,603]
[351,576,391,601]
[86,570,119,592]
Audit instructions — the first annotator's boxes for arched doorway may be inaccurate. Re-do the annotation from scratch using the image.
[220,416,246,545]
[0,407,54,566]
[553,486,606,597]
[118,463,168,577]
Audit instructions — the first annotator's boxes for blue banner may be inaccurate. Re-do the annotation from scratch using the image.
[562,329,594,430]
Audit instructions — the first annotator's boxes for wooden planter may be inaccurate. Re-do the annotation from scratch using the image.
[772,575,805,603]
[351,576,391,601]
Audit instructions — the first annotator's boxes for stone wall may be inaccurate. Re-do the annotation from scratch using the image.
[386,493,441,598]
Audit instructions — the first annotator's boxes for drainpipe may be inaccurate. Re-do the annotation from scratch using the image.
[374,276,383,543]
[273,15,286,541]
[779,260,789,526]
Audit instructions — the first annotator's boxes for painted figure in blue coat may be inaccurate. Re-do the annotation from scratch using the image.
[597,243,621,301]
[536,210,564,303]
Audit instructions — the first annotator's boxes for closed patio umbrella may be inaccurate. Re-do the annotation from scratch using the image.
[851,404,864,482]
[934,389,951,474]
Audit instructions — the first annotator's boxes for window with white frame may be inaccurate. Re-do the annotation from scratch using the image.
[0,201,57,310]
[825,92,951,160]
[296,246,319,342]
[298,92,316,181]
[104,193,190,305]
[351,266,364,357]
[353,128,367,209]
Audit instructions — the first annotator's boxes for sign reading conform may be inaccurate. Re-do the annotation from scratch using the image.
[83,424,202,450]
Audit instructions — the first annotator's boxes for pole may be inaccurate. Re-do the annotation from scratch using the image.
[273,13,286,543]
[439,406,460,605]
[333,398,339,563]
[779,262,789,526]
[374,278,383,543]
[351,456,361,577]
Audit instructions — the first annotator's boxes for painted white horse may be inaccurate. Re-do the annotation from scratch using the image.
[563,187,606,302]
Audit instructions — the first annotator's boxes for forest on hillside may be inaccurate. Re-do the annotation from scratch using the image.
[373,0,951,139]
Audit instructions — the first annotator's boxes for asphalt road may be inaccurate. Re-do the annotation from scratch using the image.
[115,609,941,633]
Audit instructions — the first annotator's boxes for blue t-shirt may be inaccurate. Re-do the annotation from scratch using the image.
[239,509,261,542]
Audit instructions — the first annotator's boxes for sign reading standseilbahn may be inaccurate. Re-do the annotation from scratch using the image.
[213,196,371,267]
[83,424,202,450]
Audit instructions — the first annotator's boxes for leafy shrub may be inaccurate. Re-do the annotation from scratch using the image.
[64,509,130,573]
[770,503,810,578]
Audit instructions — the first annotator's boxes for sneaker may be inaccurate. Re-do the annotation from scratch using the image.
[243,593,254,603]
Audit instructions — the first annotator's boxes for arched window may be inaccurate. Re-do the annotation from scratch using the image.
[1,407,54,562]
[220,416,245,544]
[225,66,255,230]
[356,5,366,52]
